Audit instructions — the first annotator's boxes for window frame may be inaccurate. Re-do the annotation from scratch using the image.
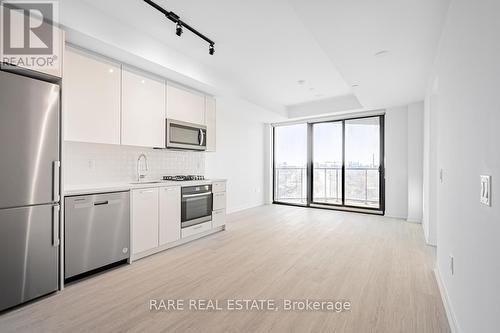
[272,114,385,215]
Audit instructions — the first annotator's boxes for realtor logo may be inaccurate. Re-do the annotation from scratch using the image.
[1,0,60,71]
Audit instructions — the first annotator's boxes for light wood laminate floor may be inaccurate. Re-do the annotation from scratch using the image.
[0,204,450,333]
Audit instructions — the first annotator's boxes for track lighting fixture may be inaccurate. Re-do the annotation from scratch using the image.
[176,22,183,37]
[143,0,215,55]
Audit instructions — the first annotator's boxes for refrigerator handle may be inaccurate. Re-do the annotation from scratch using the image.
[53,161,60,202]
[52,205,60,247]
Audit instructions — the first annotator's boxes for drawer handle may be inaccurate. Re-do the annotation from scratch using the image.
[193,225,203,229]
[94,200,109,206]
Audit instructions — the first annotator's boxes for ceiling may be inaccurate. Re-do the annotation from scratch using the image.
[76,0,450,116]
[290,0,451,109]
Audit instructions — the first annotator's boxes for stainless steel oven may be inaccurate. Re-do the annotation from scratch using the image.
[166,119,207,151]
[181,185,212,228]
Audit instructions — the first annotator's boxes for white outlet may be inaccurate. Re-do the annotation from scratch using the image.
[450,255,454,275]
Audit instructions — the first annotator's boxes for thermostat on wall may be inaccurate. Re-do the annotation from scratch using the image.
[480,175,491,206]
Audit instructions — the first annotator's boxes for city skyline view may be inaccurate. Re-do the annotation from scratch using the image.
[274,116,382,209]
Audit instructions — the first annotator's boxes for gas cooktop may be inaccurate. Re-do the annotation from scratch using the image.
[162,175,205,181]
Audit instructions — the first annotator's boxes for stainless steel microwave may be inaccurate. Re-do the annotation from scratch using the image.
[166,119,207,151]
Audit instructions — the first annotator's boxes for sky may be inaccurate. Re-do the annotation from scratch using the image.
[275,118,380,167]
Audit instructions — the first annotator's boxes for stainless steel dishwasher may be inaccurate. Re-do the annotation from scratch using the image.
[65,191,130,279]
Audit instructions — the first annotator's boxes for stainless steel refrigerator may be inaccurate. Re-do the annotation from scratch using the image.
[0,70,60,312]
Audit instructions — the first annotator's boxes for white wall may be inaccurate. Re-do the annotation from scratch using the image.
[385,103,424,221]
[385,106,409,219]
[407,102,424,222]
[423,80,440,245]
[205,96,271,213]
[425,0,500,331]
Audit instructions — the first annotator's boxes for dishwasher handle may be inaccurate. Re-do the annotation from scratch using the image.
[73,198,123,209]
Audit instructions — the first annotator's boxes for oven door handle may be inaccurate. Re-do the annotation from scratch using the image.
[200,129,205,146]
[182,192,212,198]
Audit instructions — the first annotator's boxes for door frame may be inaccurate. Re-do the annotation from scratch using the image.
[272,114,385,215]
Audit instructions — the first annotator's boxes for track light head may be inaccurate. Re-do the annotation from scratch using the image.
[176,22,183,36]
[209,43,215,55]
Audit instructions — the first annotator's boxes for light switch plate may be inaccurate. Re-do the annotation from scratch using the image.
[480,175,491,206]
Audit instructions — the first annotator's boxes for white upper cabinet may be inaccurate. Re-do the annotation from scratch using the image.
[63,46,216,149]
[64,47,121,144]
[205,96,216,152]
[166,83,205,125]
[122,68,165,148]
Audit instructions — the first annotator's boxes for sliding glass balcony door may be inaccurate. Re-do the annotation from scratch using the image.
[273,115,384,213]
[273,124,308,205]
[312,122,343,205]
[344,117,382,209]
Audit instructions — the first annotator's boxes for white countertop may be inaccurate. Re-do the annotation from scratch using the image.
[64,179,226,196]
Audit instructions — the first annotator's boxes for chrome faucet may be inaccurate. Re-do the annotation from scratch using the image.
[137,153,148,181]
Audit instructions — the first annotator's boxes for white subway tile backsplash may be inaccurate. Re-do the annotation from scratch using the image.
[64,142,205,186]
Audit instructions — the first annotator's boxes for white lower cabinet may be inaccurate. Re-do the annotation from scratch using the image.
[213,192,226,210]
[131,188,159,254]
[212,181,227,228]
[212,209,226,228]
[181,221,212,238]
[212,181,226,193]
[159,186,181,245]
[131,183,226,259]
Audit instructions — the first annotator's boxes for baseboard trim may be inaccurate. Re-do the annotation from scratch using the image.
[434,268,460,333]
[406,218,422,223]
[426,235,437,247]
[227,202,264,214]
[384,214,407,220]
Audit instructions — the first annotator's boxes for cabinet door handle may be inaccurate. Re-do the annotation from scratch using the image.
[193,225,203,230]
